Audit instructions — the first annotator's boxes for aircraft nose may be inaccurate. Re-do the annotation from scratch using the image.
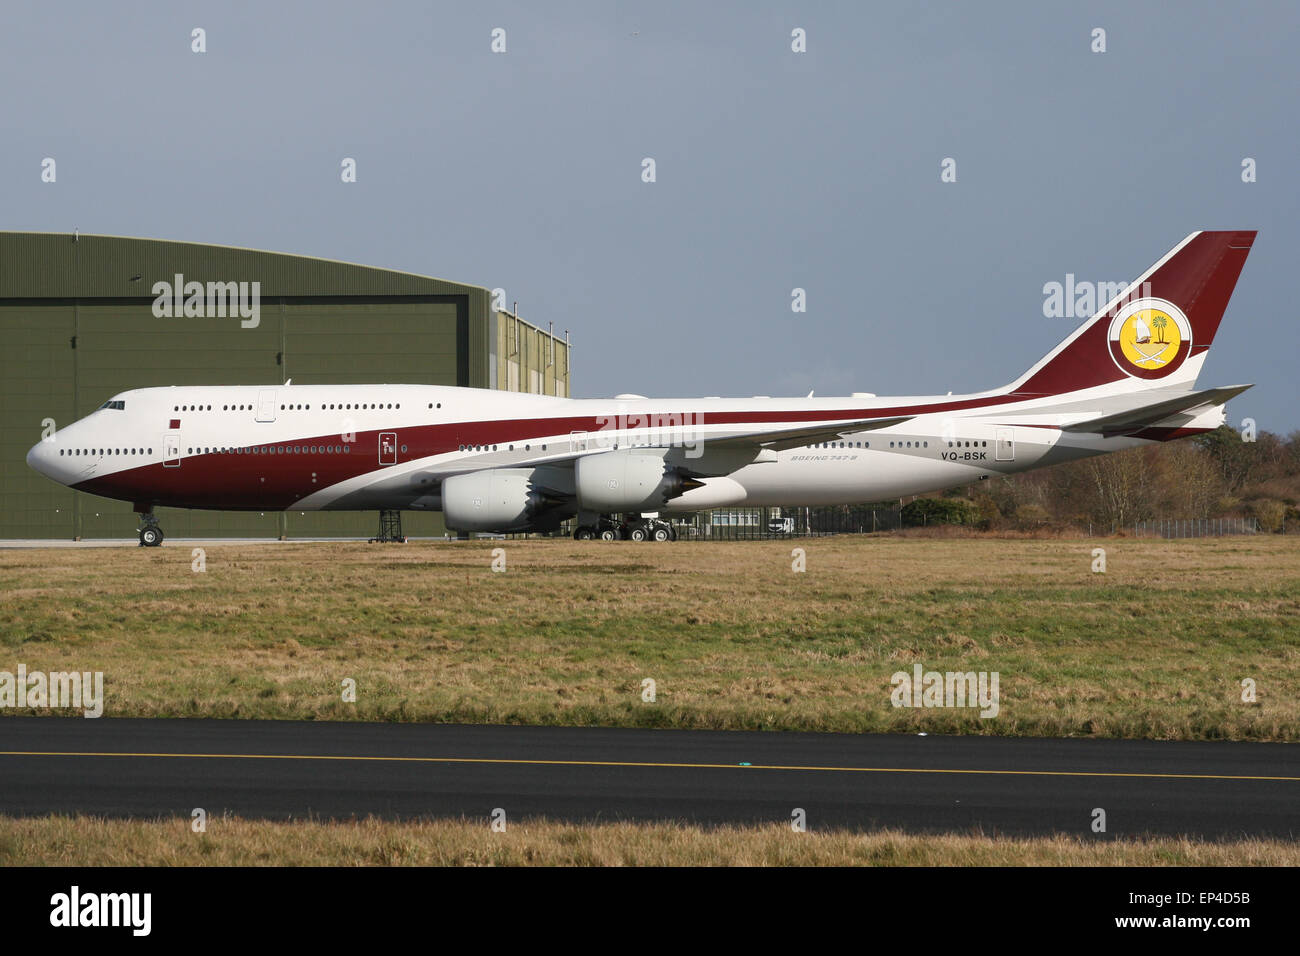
[26,440,56,479]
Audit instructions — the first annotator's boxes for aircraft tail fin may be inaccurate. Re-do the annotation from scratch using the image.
[1010,230,1256,396]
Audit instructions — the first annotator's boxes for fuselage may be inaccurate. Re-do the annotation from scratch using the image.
[25,381,1219,517]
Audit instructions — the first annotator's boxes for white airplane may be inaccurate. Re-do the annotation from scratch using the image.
[28,230,1256,546]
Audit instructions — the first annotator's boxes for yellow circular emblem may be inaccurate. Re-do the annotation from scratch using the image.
[1117,308,1181,370]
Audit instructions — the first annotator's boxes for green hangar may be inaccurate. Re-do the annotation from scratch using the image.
[0,232,570,539]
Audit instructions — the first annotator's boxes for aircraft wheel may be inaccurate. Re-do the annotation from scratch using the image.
[574,527,595,540]
[652,526,671,542]
[140,526,164,547]
[629,527,648,542]
[599,527,619,541]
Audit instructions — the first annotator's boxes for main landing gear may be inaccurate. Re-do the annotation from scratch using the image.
[137,511,164,548]
[573,514,676,542]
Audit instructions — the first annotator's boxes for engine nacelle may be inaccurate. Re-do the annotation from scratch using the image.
[574,450,697,512]
[443,468,554,532]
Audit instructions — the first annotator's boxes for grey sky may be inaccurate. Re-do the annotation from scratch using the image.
[3,1,1297,429]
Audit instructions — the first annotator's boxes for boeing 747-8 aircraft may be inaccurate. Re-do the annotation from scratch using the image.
[27,230,1255,545]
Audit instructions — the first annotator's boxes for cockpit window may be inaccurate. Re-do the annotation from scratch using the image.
[99,400,126,410]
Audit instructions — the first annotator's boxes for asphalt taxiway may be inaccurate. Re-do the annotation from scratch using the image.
[1,718,1295,837]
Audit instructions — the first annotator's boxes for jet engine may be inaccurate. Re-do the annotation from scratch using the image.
[573,449,701,512]
[442,468,568,532]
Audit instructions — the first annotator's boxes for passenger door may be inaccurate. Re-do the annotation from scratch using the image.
[163,433,181,467]
[256,390,277,423]
[379,432,398,466]
[995,427,1015,461]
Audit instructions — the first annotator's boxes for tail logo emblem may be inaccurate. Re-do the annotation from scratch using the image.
[1107,298,1192,378]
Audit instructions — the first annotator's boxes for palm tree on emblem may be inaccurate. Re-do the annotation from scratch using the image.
[1151,314,1169,345]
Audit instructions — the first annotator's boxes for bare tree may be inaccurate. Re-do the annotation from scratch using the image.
[1157,442,1224,518]
[1079,447,1158,528]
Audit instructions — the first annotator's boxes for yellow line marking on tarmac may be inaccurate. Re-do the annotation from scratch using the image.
[0,751,1296,782]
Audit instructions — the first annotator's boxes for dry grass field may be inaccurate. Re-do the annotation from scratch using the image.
[2,535,1296,740]
[2,814,1295,866]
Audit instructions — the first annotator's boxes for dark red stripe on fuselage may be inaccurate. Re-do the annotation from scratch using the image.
[70,395,1035,510]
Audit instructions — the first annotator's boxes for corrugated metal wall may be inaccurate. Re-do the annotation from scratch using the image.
[1,233,570,539]
[2,302,77,538]
[493,310,570,396]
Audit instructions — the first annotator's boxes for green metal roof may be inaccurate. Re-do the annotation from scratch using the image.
[0,232,490,299]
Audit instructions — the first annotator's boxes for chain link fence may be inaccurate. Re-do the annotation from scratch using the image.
[1131,517,1259,538]
[667,505,904,540]
[541,508,1275,540]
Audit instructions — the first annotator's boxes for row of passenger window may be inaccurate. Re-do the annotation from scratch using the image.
[58,445,358,457]
[809,439,989,450]
[189,445,354,455]
[59,448,151,456]
[171,401,448,412]
[174,403,403,412]
[458,443,550,452]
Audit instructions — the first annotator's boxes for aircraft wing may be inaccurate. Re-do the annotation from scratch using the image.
[705,416,914,451]
[1061,384,1252,436]
[407,414,915,488]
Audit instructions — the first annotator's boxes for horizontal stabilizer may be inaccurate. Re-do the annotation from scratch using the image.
[1062,385,1252,436]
